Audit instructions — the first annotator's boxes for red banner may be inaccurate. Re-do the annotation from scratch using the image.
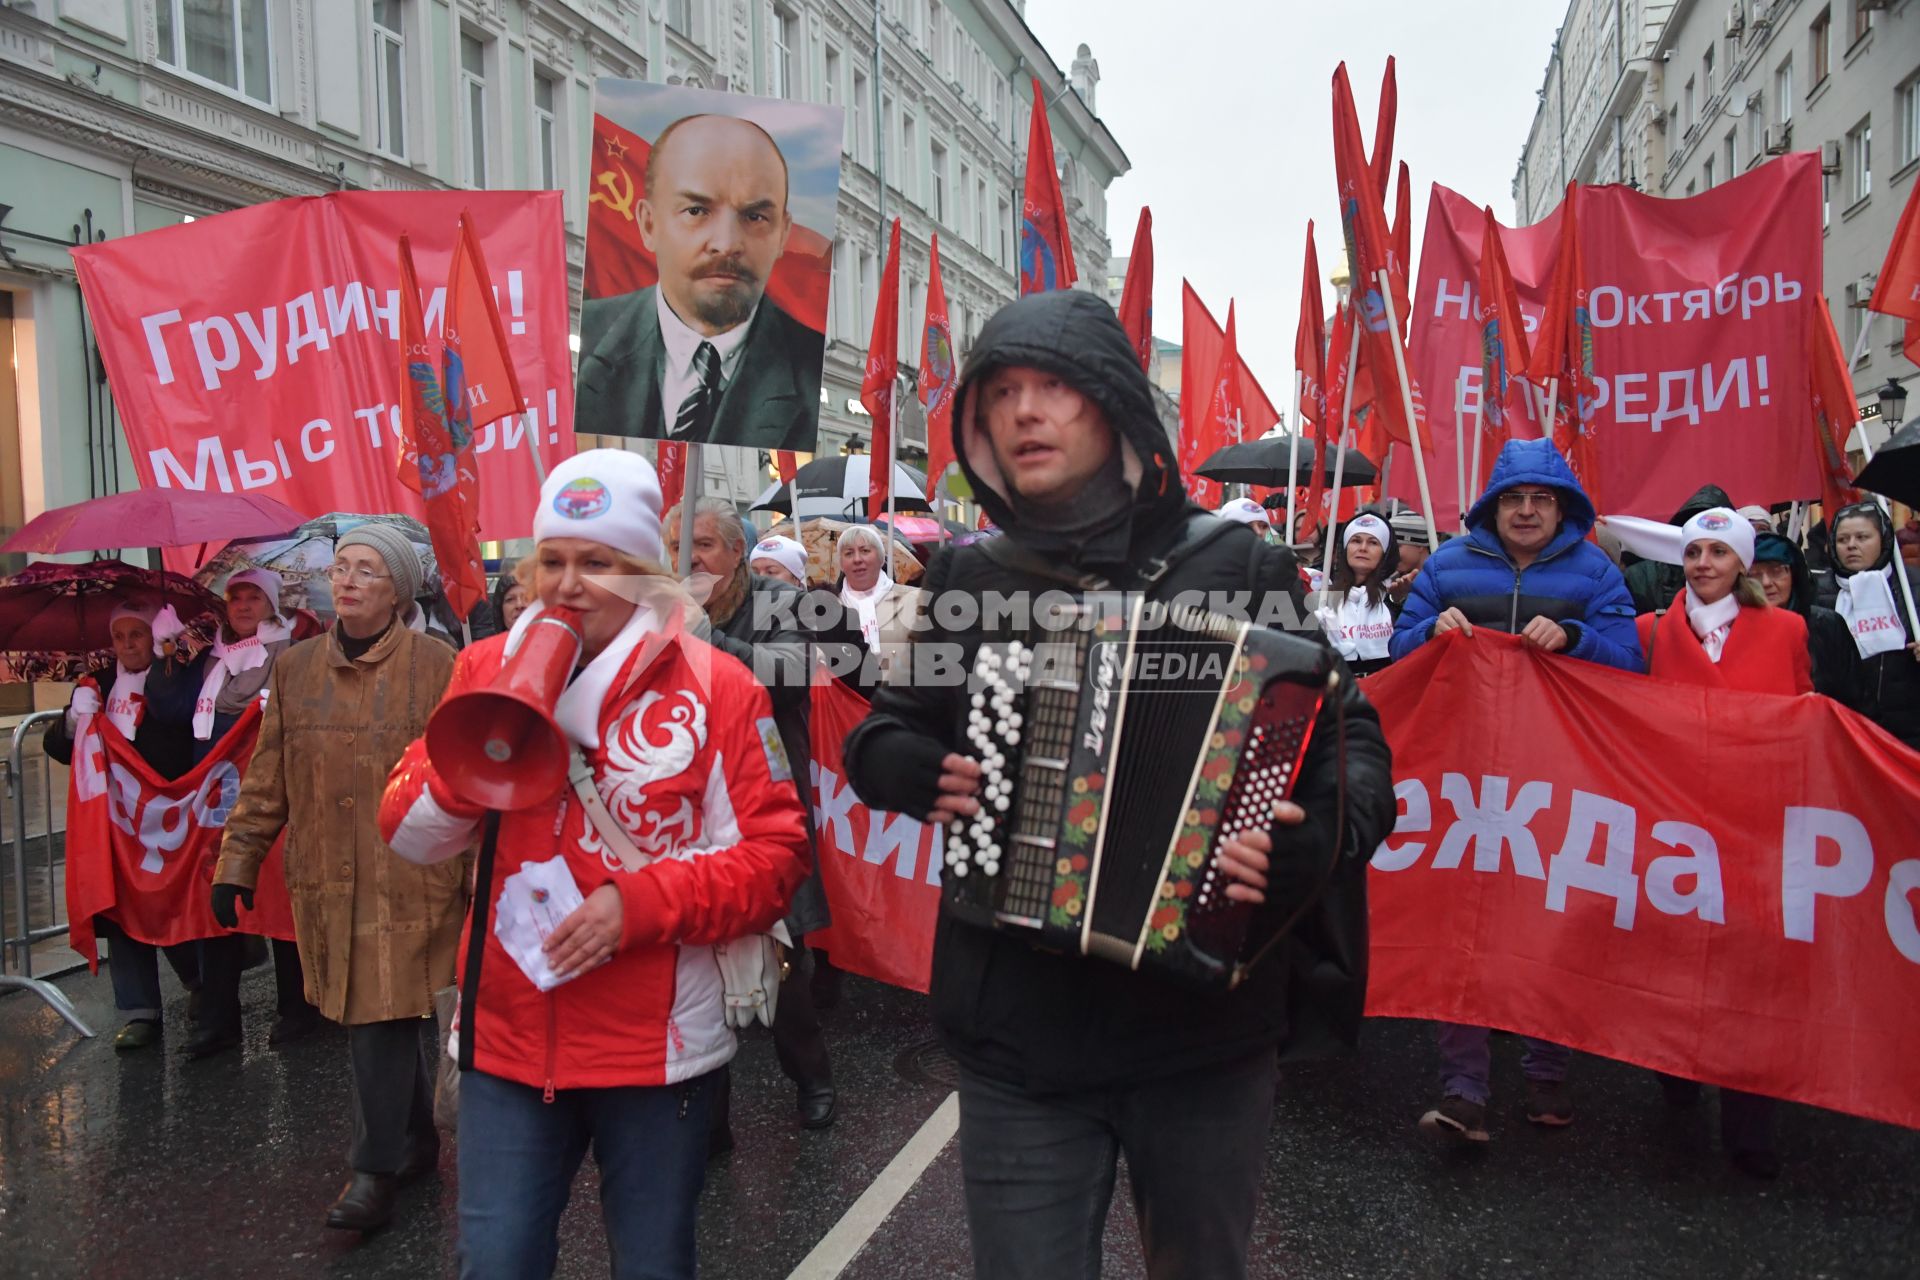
[807,675,940,994]
[1404,156,1824,527]
[71,192,573,548]
[1363,633,1920,1130]
[65,704,296,966]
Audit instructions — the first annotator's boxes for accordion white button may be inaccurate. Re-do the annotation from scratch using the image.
[971,692,986,709]
[994,795,1009,812]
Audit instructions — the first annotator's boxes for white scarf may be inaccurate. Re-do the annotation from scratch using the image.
[105,662,150,739]
[841,572,896,649]
[506,601,663,750]
[1835,565,1909,659]
[1317,588,1394,662]
[194,618,291,739]
[1683,586,1741,664]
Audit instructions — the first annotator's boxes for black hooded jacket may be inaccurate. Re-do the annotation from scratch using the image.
[1818,503,1920,749]
[843,290,1396,1093]
[1754,533,1862,709]
[1623,484,1732,615]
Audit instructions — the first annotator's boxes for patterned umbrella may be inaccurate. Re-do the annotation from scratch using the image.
[0,560,222,683]
[761,518,923,587]
[0,489,306,555]
[195,513,441,624]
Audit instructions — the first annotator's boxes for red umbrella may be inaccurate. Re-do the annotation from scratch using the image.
[0,560,222,682]
[0,489,307,555]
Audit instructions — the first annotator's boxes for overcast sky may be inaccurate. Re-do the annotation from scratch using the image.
[1025,1,1569,398]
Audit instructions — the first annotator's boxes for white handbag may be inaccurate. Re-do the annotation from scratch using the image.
[567,748,789,1029]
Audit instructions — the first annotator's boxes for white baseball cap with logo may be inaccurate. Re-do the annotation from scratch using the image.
[1217,497,1271,527]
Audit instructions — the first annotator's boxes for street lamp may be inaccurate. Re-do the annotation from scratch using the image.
[1876,377,1907,430]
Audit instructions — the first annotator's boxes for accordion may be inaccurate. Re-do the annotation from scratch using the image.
[944,600,1338,989]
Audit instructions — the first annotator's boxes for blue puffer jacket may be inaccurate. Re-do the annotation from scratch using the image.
[1390,439,1645,672]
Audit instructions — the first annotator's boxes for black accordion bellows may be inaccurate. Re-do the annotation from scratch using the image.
[944,599,1336,989]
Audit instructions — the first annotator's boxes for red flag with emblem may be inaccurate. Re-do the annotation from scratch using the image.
[1868,167,1920,362]
[1526,183,1602,505]
[1210,302,1248,454]
[396,235,486,621]
[920,233,958,501]
[1332,63,1420,447]
[1808,297,1863,519]
[1476,204,1531,455]
[1369,56,1397,200]
[1117,208,1154,371]
[1296,223,1328,429]
[1019,79,1078,296]
[862,220,902,517]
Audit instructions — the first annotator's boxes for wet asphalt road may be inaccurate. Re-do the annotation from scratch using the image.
[2,962,1916,1279]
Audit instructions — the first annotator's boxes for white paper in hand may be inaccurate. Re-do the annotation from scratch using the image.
[493,855,591,992]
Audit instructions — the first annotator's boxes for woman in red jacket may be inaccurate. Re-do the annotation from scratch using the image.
[1635,506,1810,1180]
[379,450,807,1279]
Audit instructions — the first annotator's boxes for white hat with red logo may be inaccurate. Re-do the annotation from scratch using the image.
[532,449,664,566]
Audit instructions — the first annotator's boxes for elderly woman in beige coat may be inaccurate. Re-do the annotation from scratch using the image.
[214,524,462,1236]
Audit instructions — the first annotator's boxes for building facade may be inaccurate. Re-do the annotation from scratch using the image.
[0,0,1127,552]
[1514,0,1920,439]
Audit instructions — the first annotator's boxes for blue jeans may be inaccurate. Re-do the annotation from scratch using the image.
[96,916,197,1022]
[456,1067,717,1280]
[1435,1022,1572,1105]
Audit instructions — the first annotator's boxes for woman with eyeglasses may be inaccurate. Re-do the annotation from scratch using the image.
[212,524,464,1235]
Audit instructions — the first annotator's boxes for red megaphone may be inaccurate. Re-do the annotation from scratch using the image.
[426,607,585,811]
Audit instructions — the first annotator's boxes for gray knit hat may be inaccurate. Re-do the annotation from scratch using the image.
[336,522,422,610]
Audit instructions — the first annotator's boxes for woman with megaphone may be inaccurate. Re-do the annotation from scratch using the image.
[380,450,808,1280]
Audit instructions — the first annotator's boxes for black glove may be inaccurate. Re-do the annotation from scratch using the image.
[211,883,254,929]
[1263,805,1339,921]
[849,725,952,821]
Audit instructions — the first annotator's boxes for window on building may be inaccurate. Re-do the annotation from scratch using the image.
[1704,155,1715,189]
[1900,75,1920,169]
[1775,59,1794,123]
[1849,117,1872,203]
[1703,44,1715,94]
[930,141,947,222]
[534,72,559,190]
[853,69,870,164]
[825,44,841,111]
[903,112,918,200]
[155,0,273,103]
[859,249,877,332]
[882,92,899,191]
[666,0,692,36]
[1686,179,1697,197]
[930,0,947,74]
[1724,129,1737,180]
[1684,78,1696,131]
[460,34,488,188]
[1845,281,1864,352]
[998,197,1010,270]
[1747,100,1764,162]
[959,161,973,240]
[1850,1,1874,44]
[771,6,796,99]
[975,175,988,248]
[371,1,406,159]
[1811,8,1831,86]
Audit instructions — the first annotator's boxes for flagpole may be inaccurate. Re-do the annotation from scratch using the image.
[676,444,700,578]
[885,377,898,544]
[1453,405,1468,532]
[1466,394,1485,533]
[1285,370,1303,539]
[1320,330,1363,587]
[525,405,548,485]
[1377,269,1439,549]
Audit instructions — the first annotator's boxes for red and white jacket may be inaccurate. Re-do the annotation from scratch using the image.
[379,609,807,1093]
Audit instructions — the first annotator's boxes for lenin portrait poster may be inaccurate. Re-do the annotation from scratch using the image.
[579,79,843,452]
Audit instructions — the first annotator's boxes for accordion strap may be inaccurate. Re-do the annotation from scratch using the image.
[975,512,1241,594]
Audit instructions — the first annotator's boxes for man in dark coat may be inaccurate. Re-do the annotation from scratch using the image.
[843,289,1395,1280]
[576,114,823,448]
[1750,532,1862,708]
[671,499,836,1136]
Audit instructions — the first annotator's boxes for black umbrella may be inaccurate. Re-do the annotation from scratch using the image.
[1196,436,1378,487]
[1856,419,1920,510]
[750,456,932,519]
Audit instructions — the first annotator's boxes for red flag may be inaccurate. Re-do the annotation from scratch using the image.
[1308,304,1355,536]
[1476,204,1531,450]
[862,219,902,517]
[1369,56,1397,201]
[1809,297,1863,519]
[1526,183,1601,504]
[1210,302,1248,452]
[1117,208,1154,371]
[1295,223,1328,429]
[1019,79,1078,296]
[397,235,486,622]
[656,441,685,513]
[446,211,527,437]
[1332,63,1420,447]
[1868,169,1920,363]
[1389,160,1414,334]
[919,233,958,501]
[775,450,798,484]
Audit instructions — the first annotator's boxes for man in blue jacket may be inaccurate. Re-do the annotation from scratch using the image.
[1391,438,1644,672]
[1390,438,1643,1144]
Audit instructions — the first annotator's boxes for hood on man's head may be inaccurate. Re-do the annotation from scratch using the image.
[947,290,1184,535]
[1463,438,1597,536]
[1829,500,1897,576]
[1669,482,1733,525]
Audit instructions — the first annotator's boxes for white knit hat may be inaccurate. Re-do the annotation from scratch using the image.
[223,568,282,614]
[1343,513,1392,549]
[749,534,809,585]
[1217,497,1270,526]
[1682,506,1756,569]
[532,449,664,565]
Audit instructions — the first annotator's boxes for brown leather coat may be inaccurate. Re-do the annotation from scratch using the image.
[215,623,464,1024]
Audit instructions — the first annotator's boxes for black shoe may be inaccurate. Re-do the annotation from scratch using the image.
[798,1087,837,1130]
[268,1008,325,1047]
[183,1025,241,1060]
[1730,1147,1782,1180]
[114,1019,162,1052]
[397,1135,442,1182]
[325,1172,396,1232]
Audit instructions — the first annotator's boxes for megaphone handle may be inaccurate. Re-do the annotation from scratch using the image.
[457,810,503,1074]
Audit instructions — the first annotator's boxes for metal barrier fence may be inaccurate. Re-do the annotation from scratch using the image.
[2,711,94,1035]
